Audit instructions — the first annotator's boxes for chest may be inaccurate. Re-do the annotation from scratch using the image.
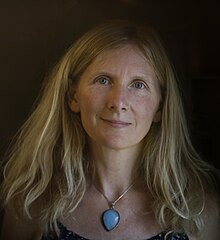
[60,190,161,240]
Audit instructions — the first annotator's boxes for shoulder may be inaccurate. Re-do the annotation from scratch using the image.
[1,205,43,240]
[187,207,220,240]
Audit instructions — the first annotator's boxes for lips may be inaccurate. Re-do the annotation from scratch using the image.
[100,117,131,127]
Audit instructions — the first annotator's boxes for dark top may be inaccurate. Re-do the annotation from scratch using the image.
[43,221,189,240]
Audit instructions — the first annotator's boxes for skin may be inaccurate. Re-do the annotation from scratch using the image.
[70,44,161,151]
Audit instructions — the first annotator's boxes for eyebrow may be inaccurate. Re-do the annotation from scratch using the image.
[87,72,114,81]
[88,71,154,81]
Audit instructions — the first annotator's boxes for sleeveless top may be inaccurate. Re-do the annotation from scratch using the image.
[43,221,189,240]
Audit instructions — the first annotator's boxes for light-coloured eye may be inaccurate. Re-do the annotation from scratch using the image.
[95,76,111,85]
[131,81,147,90]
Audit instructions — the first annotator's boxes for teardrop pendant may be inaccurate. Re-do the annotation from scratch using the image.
[102,208,120,231]
[94,182,135,232]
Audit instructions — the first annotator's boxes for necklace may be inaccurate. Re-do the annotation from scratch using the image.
[94,182,134,232]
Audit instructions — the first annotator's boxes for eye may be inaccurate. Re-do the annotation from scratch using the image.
[95,76,111,85]
[131,81,147,90]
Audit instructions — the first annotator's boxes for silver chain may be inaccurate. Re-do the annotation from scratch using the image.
[94,182,135,208]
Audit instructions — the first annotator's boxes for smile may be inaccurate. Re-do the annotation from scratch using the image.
[100,118,132,128]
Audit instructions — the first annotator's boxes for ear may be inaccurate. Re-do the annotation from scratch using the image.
[153,109,161,123]
[69,91,80,113]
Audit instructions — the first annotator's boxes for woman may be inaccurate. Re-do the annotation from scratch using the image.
[1,20,219,240]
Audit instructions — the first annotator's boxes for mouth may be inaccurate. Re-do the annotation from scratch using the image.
[100,117,132,127]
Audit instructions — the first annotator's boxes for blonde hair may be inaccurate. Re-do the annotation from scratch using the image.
[1,20,218,234]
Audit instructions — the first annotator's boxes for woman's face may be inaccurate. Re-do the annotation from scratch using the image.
[69,44,161,151]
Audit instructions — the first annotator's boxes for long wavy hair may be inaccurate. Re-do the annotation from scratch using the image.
[1,20,218,234]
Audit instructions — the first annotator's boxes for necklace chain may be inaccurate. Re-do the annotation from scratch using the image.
[94,182,135,208]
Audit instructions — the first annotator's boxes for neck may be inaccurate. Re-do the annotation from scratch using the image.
[88,142,142,199]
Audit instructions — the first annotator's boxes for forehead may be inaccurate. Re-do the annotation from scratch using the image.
[82,44,156,77]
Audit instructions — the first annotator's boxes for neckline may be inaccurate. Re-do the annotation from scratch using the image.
[57,221,168,240]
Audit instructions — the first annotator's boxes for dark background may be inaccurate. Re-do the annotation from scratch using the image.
[0,0,220,169]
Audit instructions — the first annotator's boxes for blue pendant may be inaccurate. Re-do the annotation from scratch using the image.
[102,208,120,231]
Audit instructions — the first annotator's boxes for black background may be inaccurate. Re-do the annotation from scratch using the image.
[0,0,220,169]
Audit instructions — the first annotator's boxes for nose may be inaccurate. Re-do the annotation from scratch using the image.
[106,84,129,112]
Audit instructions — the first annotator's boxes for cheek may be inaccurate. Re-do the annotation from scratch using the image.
[136,97,160,122]
[79,90,104,120]
[79,90,95,109]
